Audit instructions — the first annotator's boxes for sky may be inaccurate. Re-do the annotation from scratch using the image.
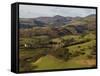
[19,5,96,18]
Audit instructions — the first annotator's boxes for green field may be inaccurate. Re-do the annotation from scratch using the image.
[19,32,96,72]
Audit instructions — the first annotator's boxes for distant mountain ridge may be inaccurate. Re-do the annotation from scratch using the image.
[19,14,96,29]
[19,15,73,28]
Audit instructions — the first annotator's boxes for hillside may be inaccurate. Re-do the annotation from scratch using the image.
[19,14,96,72]
[19,14,96,28]
[63,14,96,34]
[19,15,72,28]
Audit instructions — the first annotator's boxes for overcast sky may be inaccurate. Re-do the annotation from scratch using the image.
[19,5,96,18]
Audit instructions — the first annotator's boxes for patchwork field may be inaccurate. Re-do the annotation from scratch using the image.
[19,14,96,72]
[19,32,96,71]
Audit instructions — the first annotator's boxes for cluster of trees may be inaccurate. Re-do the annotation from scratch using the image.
[49,48,71,61]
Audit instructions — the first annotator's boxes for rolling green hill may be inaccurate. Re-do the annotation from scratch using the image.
[31,54,95,70]
[19,14,96,72]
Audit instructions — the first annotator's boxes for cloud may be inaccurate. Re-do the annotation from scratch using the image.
[19,5,96,18]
